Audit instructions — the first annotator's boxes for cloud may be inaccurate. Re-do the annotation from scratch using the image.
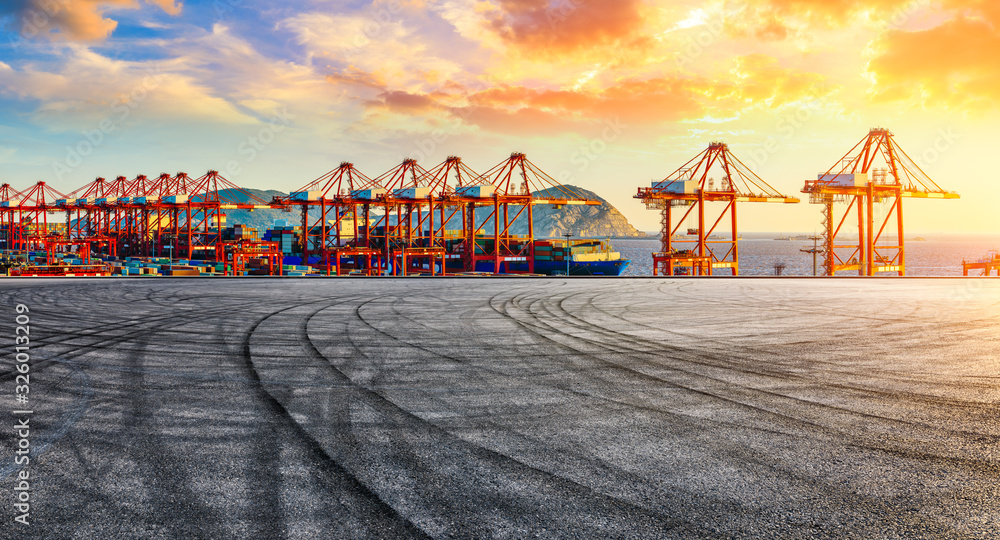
[144,0,181,16]
[2,0,182,42]
[0,46,253,127]
[485,0,651,56]
[352,54,833,136]
[457,106,582,135]
[282,11,467,92]
[722,0,925,39]
[729,54,828,108]
[368,90,442,114]
[327,67,387,91]
[866,11,1000,110]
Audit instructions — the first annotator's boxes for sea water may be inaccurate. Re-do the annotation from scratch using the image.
[612,233,1000,276]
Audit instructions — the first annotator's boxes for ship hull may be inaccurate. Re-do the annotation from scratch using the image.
[474,259,630,276]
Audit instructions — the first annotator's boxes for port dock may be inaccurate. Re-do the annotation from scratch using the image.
[4,278,998,538]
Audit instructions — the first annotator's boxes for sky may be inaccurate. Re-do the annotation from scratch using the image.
[0,0,997,234]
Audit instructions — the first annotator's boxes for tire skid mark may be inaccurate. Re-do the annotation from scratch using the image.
[488,287,1000,471]
[567,288,999,410]
[121,321,228,537]
[516,287,1000,444]
[0,355,92,479]
[307,297,702,539]
[588,285,1000,404]
[242,297,431,539]
[569,287,1000,437]
[0,300,263,384]
[485,287,975,537]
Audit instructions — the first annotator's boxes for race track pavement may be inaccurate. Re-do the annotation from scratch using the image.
[0,278,998,539]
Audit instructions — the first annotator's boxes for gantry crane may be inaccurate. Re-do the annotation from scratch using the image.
[8,182,69,251]
[372,158,431,270]
[470,153,599,274]
[802,128,959,276]
[420,156,484,250]
[0,153,600,275]
[636,142,799,276]
[0,183,23,250]
[279,161,383,275]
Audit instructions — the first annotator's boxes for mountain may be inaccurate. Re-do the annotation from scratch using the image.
[214,188,300,232]
[527,185,647,238]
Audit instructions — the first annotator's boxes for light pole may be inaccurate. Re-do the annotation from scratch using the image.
[563,232,572,276]
[800,235,823,276]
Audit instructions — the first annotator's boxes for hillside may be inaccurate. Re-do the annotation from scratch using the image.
[214,188,300,231]
[526,185,647,238]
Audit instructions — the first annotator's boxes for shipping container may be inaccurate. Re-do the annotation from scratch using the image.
[818,173,868,187]
[350,188,386,200]
[455,185,496,198]
[651,179,698,194]
[164,194,189,204]
[290,191,322,202]
[393,187,431,199]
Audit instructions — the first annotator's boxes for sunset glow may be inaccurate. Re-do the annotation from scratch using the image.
[0,0,996,233]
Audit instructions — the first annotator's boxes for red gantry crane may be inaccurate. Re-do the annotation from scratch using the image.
[636,142,799,276]
[182,170,276,259]
[279,161,384,275]
[372,158,431,272]
[0,183,23,250]
[379,157,455,275]
[10,181,70,251]
[417,156,487,273]
[0,152,604,276]
[802,128,959,276]
[468,153,599,275]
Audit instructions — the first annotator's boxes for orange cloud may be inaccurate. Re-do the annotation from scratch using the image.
[353,54,832,135]
[723,0,919,39]
[4,0,182,42]
[730,54,828,108]
[487,0,651,56]
[327,67,387,91]
[416,78,707,127]
[942,0,1000,23]
[145,0,182,16]
[457,106,582,136]
[867,13,1000,110]
[368,90,441,114]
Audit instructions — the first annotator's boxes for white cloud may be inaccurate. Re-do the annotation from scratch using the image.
[0,46,255,130]
[281,12,466,93]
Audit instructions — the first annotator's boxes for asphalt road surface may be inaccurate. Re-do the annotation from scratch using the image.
[1,278,998,539]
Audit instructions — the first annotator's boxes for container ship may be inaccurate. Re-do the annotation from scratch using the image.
[479,238,630,276]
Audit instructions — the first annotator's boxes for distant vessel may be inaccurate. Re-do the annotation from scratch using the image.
[523,258,630,276]
[480,238,630,276]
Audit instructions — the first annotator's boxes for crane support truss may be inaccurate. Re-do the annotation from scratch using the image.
[463,153,598,275]
[802,129,959,276]
[0,154,599,275]
[215,240,283,277]
[279,153,598,276]
[636,142,799,276]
